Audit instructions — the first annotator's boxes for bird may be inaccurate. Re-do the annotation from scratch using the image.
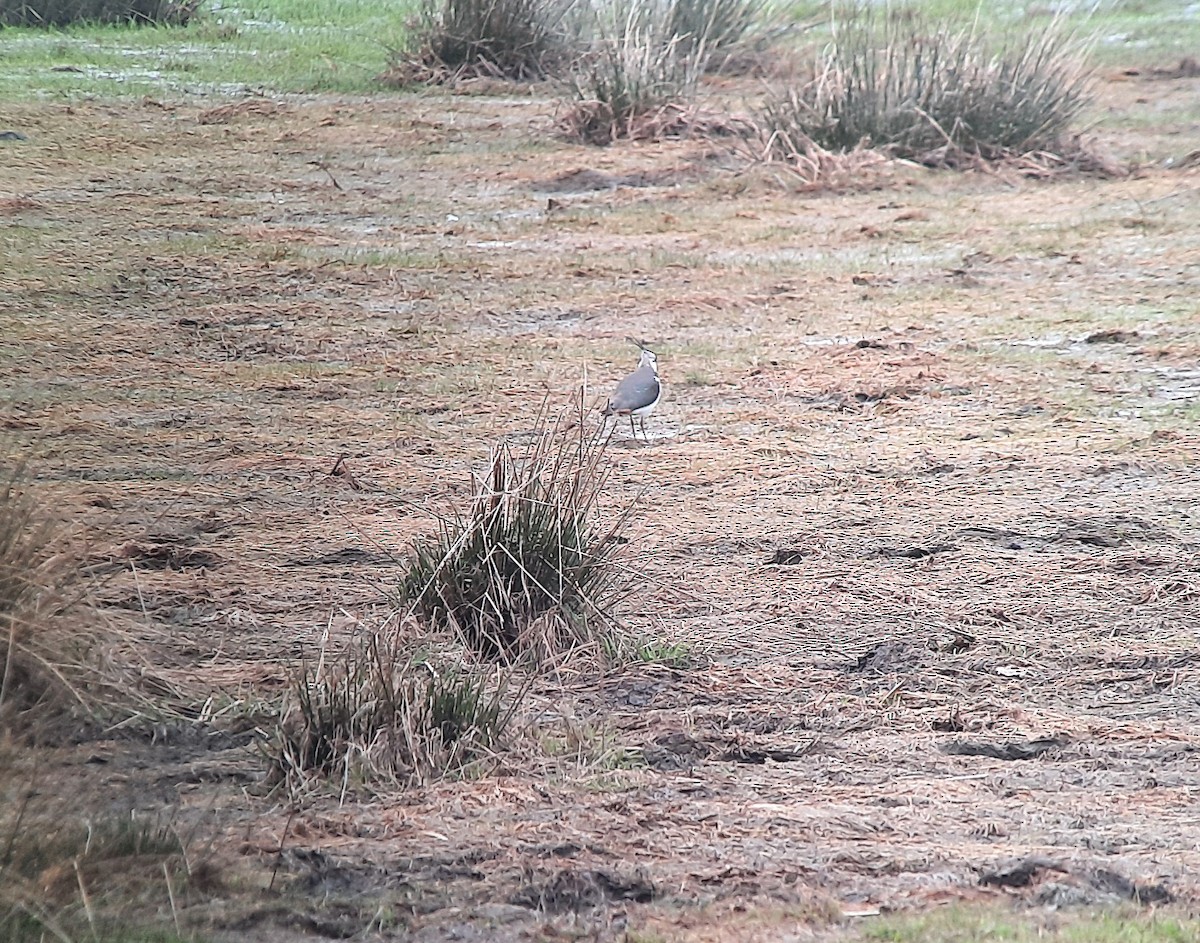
[603,338,661,440]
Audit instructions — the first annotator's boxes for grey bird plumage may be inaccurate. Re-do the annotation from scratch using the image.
[603,339,660,439]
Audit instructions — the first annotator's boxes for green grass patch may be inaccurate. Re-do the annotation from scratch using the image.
[861,906,1200,943]
[635,638,696,669]
[1078,0,1200,69]
[0,0,415,98]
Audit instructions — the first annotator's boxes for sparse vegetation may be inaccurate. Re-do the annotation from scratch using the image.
[272,631,519,788]
[2,810,184,883]
[861,905,1200,942]
[0,464,75,734]
[760,7,1093,166]
[0,795,196,943]
[398,400,636,666]
[537,713,643,769]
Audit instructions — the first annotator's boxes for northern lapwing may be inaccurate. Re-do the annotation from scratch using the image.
[603,337,661,440]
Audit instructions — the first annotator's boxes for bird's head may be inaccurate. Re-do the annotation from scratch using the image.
[627,336,658,372]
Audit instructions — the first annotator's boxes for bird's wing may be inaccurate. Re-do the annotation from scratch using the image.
[606,365,660,413]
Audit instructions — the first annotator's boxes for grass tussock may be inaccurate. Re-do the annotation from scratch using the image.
[0,465,79,735]
[561,0,712,144]
[0,786,194,943]
[0,0,199,26]
[384,0,578,83]
[666,0,769,60]
[399,399,636,666]
[559,0,776,143]
[759,7,1095,168]
[272,630,520,790]
[0,463,165,741]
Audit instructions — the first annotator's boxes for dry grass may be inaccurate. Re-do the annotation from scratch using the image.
[0,467,45,632]
[0,738,198,943]
[742,128,896,190]
[398,397,637,667]
[0,464,177,740]
[560,0,714,144]
[759,8,1097,170]
[389,0,578,82]
[0,465,80,733]
[1,57,1198,939]
[271,624,522,791]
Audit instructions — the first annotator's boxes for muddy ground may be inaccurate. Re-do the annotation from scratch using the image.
[2,65,1199,941]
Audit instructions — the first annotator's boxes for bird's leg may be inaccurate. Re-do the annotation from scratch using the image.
[628,416,637,440]
[638,416,647,440]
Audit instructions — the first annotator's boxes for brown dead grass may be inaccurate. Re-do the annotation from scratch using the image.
[559,99,749,146]
[1,71,1199,939]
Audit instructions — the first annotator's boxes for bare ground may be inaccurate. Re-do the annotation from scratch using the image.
[2,68,1199,940]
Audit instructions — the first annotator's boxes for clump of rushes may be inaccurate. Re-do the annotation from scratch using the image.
[0,464,76,735]
[385,0,579,83]
[272,632,520,788]
[399,398,636,667]
[560,0,713,144]
[666,0,769,59]
[760,7,1093,166]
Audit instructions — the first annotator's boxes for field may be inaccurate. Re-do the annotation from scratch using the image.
[2,3,1200,940]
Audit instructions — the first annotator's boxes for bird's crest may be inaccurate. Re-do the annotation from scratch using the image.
[626,336,658,371]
